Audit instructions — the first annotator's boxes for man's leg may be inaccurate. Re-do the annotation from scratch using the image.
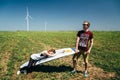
[83,51,89,77]
[72,52,81,72]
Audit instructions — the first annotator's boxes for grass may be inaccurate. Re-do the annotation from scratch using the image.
[0,31,120,80]
[90,31,120,79]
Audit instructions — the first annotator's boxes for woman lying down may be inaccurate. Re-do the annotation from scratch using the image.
[17,48,56,75]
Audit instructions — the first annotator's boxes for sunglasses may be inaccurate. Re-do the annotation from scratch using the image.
[83,24,88,25]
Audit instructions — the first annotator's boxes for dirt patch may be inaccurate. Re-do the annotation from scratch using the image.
[12,45,116,80]
[13,56,116,80]
[56,56,116,80]
[73,61,116,80]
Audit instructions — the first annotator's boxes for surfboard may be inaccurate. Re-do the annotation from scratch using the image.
[19,48,75,69]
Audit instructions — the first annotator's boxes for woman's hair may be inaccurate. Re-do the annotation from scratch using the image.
[48,48,56,54]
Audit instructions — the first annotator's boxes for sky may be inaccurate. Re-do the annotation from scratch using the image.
[0,0,120,31]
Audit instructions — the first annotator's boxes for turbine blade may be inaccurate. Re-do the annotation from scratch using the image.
[25,16,27,20]
[29,15,32,19]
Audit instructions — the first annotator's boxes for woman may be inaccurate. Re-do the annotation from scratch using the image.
[17,48,56,75]
[28,48,56,69]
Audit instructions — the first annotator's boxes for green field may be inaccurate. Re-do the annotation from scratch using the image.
[0,31,120,80]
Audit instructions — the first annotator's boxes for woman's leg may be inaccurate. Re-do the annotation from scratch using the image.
[27,58,35,73]
[28,58,34,68]
[33,60,38,66]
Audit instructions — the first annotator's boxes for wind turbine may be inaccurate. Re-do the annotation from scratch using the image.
[25,7,32,31]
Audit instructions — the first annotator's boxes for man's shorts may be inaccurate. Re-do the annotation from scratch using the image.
[72,49,89,63]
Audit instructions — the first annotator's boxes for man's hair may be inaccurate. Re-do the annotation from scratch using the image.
[83,21,90,27]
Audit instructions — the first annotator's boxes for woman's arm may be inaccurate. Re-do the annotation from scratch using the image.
[45,52,56,57]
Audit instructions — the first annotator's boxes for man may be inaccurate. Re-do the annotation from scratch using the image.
[72,21,93,77]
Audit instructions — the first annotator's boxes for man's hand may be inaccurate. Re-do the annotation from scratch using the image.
[86,38,93,54]
[75,49,79,53]
[86,49,91,54]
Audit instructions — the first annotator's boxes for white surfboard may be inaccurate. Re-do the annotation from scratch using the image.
[20,48,75,69]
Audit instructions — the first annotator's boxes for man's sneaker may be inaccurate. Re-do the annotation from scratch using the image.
[71,70,77,73]
[84,71,88,77]
[17,71,21,75]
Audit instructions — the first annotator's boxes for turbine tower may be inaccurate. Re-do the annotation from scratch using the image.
[25,7,32,31]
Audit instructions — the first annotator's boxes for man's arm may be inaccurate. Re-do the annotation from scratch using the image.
[87,38,94,54]
[75,37,80,53]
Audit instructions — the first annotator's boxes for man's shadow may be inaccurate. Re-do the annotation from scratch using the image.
[30,65,73,73]
[20,65,83,74]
